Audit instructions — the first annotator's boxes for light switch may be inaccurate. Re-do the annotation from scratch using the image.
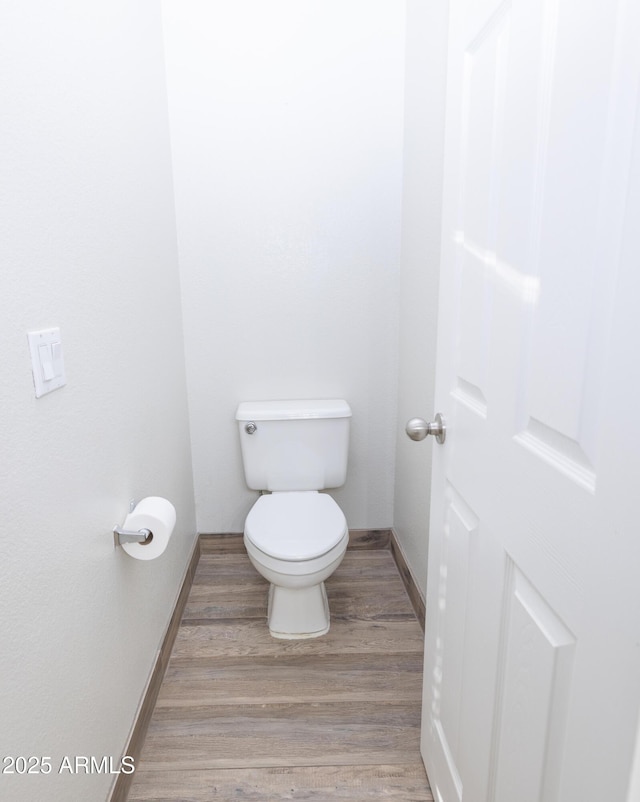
[51,341,62,370]
[28,328,66,398]
[39,344,55,380]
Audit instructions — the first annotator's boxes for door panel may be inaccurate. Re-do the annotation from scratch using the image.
[492,567,576,802]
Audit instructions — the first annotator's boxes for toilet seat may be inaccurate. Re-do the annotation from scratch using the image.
[244,491,347,561]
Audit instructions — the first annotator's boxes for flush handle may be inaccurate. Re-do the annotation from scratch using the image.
[245,422,257,435]
[405,413,446,444]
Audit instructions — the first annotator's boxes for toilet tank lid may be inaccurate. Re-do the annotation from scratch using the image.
[236,399,351,421]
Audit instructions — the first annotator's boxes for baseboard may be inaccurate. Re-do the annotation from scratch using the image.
[109,536,200,802]
[389,529,425,631]
[198,528,392,551]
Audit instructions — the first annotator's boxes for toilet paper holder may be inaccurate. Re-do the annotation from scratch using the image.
[113,526,153,547]
[113,499,153,547]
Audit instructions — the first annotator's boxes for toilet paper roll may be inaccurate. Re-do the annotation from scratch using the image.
[121,497,176,561]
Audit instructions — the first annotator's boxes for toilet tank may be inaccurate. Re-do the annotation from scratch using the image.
[236,399,351,491]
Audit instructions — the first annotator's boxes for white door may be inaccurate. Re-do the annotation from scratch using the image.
[420,0,640,800]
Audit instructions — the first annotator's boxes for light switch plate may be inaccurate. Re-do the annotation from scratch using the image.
[27,328,66,398]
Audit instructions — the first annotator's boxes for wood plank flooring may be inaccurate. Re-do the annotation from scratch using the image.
[127,545,433,801]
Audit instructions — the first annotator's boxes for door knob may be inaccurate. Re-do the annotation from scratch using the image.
[405,413,446,444]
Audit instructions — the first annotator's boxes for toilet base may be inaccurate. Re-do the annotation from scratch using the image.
[267,582,330,639]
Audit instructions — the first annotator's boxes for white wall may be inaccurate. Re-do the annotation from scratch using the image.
[162,0,406,533]
[0,4,196,801]
[393,0,450,592]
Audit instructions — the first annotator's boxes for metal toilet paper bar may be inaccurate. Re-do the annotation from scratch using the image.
[113,499,153,547]
[113,526,153,547]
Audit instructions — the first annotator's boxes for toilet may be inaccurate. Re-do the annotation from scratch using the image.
[236,399,351,639]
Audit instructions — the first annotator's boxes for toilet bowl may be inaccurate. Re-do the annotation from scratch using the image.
[236,398,352,639]
[244,491,348,638]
